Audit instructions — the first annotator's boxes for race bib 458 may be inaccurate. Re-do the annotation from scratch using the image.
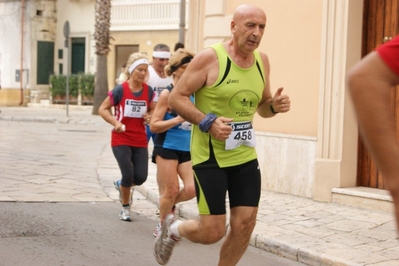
[225,121,256,150]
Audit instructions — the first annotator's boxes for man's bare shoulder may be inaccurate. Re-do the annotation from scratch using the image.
[190,47,218,67]
[191,47,221,86]
[258,51,269,63]
[258,51,270,71]
[176,47,219,92]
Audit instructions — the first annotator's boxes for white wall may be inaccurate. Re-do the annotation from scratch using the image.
[256,133,316,198]
[0,1,33,90]
[56,0,96,75]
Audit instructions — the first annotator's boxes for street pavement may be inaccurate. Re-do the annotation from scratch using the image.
[1,202,302,266]
[1,105,399,266]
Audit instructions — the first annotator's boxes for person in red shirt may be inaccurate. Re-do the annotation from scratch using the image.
[347,35,399,230]
[99,52,156,221]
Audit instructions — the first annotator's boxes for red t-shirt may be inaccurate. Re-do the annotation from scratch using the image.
[110,82,152,147]
[376,35,399,76]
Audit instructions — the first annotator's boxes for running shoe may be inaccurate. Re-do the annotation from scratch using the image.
[114,180,134,206]
[119,206,131,221]
[153,214,180,265]
[153,222,162,237]
[113,180,122,203]
[155,197,160,215]
[154,205,176,237]
[129,186,134,206]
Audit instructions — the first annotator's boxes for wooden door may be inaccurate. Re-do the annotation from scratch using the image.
[71,37,86,75]
[357,0,399,188]
[37,41,54,85]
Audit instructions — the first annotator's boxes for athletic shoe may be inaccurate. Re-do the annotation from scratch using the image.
[153,214,180,265]
[155,197,160,215]
[113,180,122,203]
[154,205,176,237]
[119,206,131,221]
[129,186,134,206]
[114,180,134,206]
[153,222,162,237]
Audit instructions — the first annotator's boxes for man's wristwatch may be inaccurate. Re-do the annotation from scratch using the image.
[270,102,278,114]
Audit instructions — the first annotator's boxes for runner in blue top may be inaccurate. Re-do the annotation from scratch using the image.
[150,48,196,237]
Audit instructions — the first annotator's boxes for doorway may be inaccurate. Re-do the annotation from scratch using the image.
[71,37,86,74]
[115,45,139,84]
[357,0,399,188]
[37,41,54,85]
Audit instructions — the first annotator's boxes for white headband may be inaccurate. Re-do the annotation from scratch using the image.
[128,58,149,74]
[153,51,171,59]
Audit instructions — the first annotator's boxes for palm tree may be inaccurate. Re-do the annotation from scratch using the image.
[92,0,111,115]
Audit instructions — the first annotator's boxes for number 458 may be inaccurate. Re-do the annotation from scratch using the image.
[233,131,252,141]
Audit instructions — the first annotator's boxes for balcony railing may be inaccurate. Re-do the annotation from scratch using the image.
[110,0,188,31]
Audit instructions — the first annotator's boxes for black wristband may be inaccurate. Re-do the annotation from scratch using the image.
[270,103,278,114]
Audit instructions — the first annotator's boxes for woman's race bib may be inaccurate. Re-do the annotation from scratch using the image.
[225,121,256,150]
[124,99,147,118]
[179,121,192,131]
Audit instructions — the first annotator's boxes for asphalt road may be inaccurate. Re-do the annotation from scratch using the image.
[0,202,305,266]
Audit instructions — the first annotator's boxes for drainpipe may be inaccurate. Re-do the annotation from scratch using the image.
[179,0,185,44]
[19,0,25,105]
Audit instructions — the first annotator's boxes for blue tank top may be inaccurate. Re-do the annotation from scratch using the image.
[154,84,193,151]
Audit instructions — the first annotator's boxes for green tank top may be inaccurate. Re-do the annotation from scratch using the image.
[191,43,265,167]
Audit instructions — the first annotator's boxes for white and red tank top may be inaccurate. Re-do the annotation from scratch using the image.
[111,82,152,147]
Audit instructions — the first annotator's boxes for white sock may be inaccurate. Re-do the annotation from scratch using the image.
[169,220,182,238]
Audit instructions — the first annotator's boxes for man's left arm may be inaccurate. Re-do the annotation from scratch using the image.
[257,53,291,117]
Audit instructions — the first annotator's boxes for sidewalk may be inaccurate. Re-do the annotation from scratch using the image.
[1,105,399,266]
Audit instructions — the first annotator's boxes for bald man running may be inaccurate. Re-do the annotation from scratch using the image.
[153,4,290,265]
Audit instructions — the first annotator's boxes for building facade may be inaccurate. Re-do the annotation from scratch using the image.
[0,0,184,105]
[0,0,395,211]
[187,1,395,213]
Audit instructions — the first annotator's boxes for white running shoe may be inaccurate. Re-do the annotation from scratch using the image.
[153,222,162,237]
[113,180,122,203]
[153,214,180,265]
[114,180,134,206]
[129,186,134,206]
[119,206,131,221]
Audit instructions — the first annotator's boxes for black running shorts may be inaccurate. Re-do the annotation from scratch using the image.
[152,146,191,164]
[193,159,261,215]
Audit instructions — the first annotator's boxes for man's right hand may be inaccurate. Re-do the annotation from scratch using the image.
[209,117,233,141]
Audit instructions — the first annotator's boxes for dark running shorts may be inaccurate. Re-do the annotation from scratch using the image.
[193,159,261,215]
[152,146,191,164]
